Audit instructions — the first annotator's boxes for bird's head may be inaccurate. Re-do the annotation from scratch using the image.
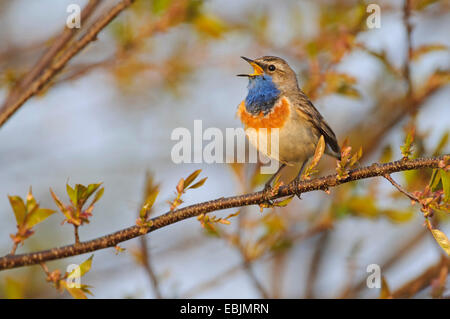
[237,56,298,92]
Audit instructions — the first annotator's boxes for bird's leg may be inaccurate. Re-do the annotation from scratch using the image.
[262,163,286,204]
[291,160,308,199]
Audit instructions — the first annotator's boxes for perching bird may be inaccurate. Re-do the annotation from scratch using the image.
[237,56,341,196]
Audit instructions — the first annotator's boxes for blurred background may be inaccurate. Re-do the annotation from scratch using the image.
[0,0,449,298]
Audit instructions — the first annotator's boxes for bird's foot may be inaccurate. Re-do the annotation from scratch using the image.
[292,178,303,200]
[262,183,275,206]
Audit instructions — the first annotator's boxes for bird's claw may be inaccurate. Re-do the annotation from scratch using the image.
[262,184,275,206]
[293,178,303,200]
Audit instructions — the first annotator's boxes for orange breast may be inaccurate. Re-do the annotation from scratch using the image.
[237,97,290,130]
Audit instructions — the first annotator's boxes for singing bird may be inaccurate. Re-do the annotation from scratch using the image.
[237,56,341,196]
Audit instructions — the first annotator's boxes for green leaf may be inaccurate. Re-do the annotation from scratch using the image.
[304,135,325,177]
[66,184,77,205]
[8,196,26,225]
[68,255,94,278]
[188,177,207,189]
[75,184,87,207]
[400,127,415,159]
[80,284,94,296]
[193,13,227,38]
[24,208,56,229]
[274,195,295,207]
[50,188,66,212]
[79,255,94,277]
[429,169,441,191]
[26,187,37,213]
[90,187,104,206]
[83,183,102,203]
[140,189,159,218]
[431,229,450,256]
[440,170,450,202]
[383,209,414,223]
[184,169,202,188]
[65,285,87,299]
[347,196,378,218]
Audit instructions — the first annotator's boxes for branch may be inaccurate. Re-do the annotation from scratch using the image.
[0,156,447,271]
[0,0,135,128]
[139,235,163,299]
[392,255,450,298]
[0,0,100,111]
[383,173,420,202]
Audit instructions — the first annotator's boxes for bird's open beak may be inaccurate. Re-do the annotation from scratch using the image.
[237,56,264,77]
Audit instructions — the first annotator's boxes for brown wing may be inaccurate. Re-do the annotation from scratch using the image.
[294,92,341,160]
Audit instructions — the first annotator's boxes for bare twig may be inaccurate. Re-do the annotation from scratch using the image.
[0,0,135,128]
[304,231,330,298]
[0,156,446,271]
[0,0,101,112]
[10,243,18,255]
[139,236,163,299]
[74,226,80,245]
[383,173,420,202]
[242,259,270,299]
[339,227,428,298]
[392,255,450,298]
[183,221,333,298]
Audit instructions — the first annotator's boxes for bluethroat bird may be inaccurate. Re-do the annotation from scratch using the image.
[237,56,341,197]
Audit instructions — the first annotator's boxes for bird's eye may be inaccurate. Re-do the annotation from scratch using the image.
[268,65,276,72]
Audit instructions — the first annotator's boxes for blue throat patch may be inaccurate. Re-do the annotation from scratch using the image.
[245,75,280,115]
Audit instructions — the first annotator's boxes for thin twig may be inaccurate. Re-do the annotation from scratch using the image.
[0,156,446,271]
[392,255,450,298]
[0,0,101,112]
[40,262,50,276]
[304,231,329,298]
[383,173,420,202]
[139,236,163,299]
[242,259,270,299]
[0,0,135,127]
[10,243,18,255]
[339,227,428,298]
[74,226,80,245]
[228,163,271,298]
[136,172,163,298]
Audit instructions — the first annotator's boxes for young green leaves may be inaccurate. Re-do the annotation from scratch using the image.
[136,186,159,234]
[8,187,56,253]
[44,255,94,299]
[400,126,415,159]
[50,183,104,227]
[169,169,207,211]
[303,135,325,180]
[336,139,363,180]
[50,183,104,244]
[197,211,240,235]
[426,219,450,256]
